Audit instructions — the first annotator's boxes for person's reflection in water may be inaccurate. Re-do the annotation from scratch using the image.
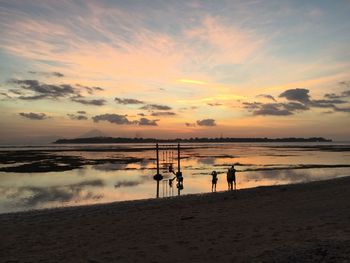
[227,165,236,190]
[211,170,218,192]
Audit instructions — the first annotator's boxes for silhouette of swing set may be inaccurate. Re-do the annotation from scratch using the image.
[153,143,183,198]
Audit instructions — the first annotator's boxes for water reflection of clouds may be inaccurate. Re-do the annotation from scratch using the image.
[245,169,311,183]
[198,157,215,165]
[243,168,349,184]
[2,179,104,208]
[139,159,154,168]
[92,159,155,172]
[114,180,142,188]
[93,163,128,171]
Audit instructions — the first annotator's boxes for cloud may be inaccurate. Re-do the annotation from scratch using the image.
[150,111,176,116]
[179,106,198,112]
[18,94,48,100]
[207,102,222,106]
[251,103,294,116]
[140,104,172,111]
[244,87,350,116]
[8,89,24,95]
[279,88,310,103]
[257,94,276,102]
[19,112,49,120]
[283,102,309,111]
[92,114,159,126]
[8,79,106,105]
[115,97,144,105]
[324,93,342,99]
[92,114,136,125]
[185,15,260,65]
[67,114,88,120]
[279,88,349,109]
[243,102,309,116]
[77,111,86,114]
[185,122,196,127]
[324,90,350,99]
[242,102,262,110]
[310,99,347,108]
[9,79,78,100]
[138,117,158,126]
[28,71,64,77]
[196,119,216,126]
[71,97,106,106]
[76,84,104,95]
[52,72,64,77]
[0,92,12,99]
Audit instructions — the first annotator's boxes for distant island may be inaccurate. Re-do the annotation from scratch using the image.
[54,137,332,144]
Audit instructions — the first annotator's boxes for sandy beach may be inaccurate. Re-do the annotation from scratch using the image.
[1,176,350,262]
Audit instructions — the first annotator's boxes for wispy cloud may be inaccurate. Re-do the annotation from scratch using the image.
[92,114,136,125]
[115,97,144,105]
[67,113,88,120]
[196,119,216,126]
[19,112,49,120]
[71,97,106,106]
[138,117,158,126]
[185,122,196,127]
[9,79,78,100]
[257,94,276,102]
[140,104,172,111]
[279,88,311,104]
[207,102,222,107]
[92,114,158,126]
[244,88,350,116]
[28,71,64,78]
[150,111,176,116]
[7,78,107,106]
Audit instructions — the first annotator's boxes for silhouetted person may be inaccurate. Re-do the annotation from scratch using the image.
[211,170,218,192]
[227,165,236,190]
[169,177,176,188]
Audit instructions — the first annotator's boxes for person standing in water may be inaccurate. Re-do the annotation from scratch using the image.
[227,165,236,190]
[211,170,218,192]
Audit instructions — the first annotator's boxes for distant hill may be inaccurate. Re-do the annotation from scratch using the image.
[54,137,332,144]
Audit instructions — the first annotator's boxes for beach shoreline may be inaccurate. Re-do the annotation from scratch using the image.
[1,176,350,262]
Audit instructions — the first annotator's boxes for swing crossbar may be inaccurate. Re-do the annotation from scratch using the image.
[157,144,178,149]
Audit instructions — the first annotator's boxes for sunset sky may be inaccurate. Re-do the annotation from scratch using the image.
[0,0,350,143]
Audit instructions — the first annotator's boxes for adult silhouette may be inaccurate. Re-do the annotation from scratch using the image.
[227,165,236,190]
[211,170,218,192]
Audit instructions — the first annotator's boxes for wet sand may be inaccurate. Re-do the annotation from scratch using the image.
[1,176,350,262]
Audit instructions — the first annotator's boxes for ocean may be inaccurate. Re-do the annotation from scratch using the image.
[0,142,349,213]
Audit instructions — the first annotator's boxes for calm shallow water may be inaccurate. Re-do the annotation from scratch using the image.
[0,142,350,213]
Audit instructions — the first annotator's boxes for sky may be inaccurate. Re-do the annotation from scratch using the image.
[0,0,350,143]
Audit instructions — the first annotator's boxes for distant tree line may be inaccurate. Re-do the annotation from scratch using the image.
[54,136,332,144]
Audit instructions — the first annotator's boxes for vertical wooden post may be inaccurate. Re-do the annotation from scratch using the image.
[177,143,181,196]
[156,143,160,198]
[165,181,168,197]
[177,143,180,172]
